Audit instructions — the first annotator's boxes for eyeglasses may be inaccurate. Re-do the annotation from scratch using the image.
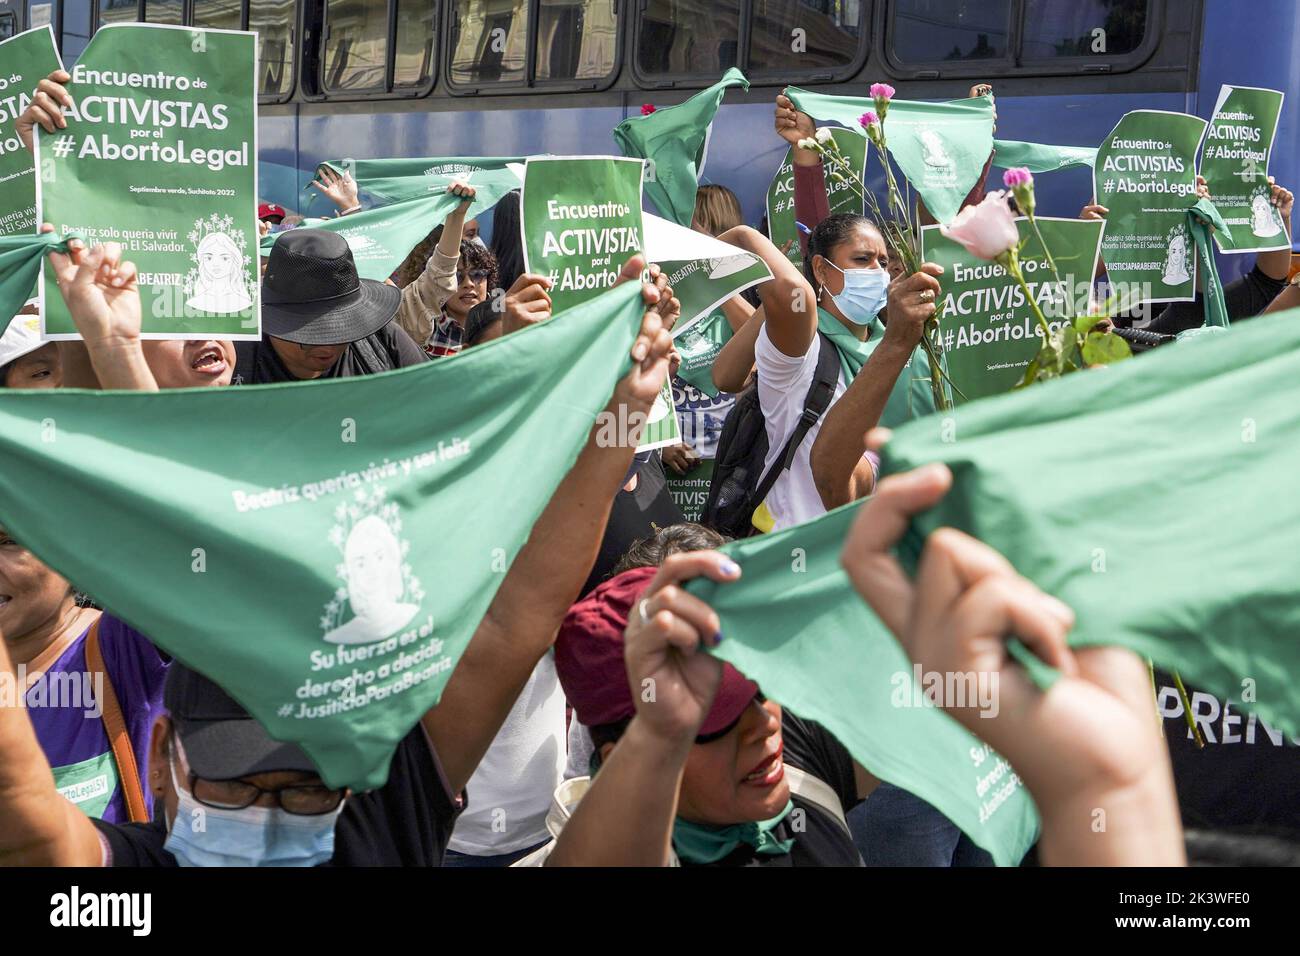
[457,269,491,284]
[186,772,346,816]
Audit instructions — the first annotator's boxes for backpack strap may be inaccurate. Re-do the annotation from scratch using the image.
[85,621,150,824]
[785,765,851,838]
[748,331,841,517]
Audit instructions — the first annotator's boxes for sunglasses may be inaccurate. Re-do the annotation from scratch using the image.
[457,269,491,284]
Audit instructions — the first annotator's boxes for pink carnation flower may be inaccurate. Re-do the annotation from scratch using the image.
[859,110,879,129]
[1002,167,1033,188]
[641,104,656,116]
[939,191,1019,261]
[869,83,895,101]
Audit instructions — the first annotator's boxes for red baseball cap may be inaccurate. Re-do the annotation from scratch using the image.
[258,202,286,221]
[556,566,759,737]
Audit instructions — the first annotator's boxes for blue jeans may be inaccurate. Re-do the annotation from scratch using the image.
[848,782,994,867]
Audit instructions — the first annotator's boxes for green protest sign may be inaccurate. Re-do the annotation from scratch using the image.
[687,502,1041,867]
[1199,86,1288,255]
[37,24,259,340]
[0,280,649,790]
[520,155,678,452]
[666,459,715,523]
[262,165,521,282]
[766,130,867,268]
[316,155,526,208]
[644,211,770,337]
[785,88,995,224]
[882,308,1300,740]
[0,27,63,239]
[921,217,1104,402]
[612,68,749,226]
[521,155,645,314]
[1094,110,1207,304]
[673,308,731,398]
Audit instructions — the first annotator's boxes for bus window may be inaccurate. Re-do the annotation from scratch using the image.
[450,0,528,86]
[393,0,436,88]
[0,11,14,38]
[749,0,864,74]
[1021,0,1148,60]
[637,0,740,77]
[891,0,1008,63]
[251,0,294,97]
[192,0,243,30]
[534,0,616,82]
[97,0,139,28]
[324,0,388,91]
[62,0,95,60]
[144,0,183,24]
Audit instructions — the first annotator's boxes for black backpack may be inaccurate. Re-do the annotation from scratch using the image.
[702,332,841,538]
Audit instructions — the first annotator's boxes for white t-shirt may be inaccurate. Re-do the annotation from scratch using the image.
[754,325,848,531]
[448,653,568,855]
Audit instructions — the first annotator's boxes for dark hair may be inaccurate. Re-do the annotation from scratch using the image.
[489,190,524,293]
[463,299,501,347]
[611,522,728,577]
[391,225,444,289]
[587,717,633,774]
[458,238,498,294]
[0,360,12,387]
[803,213,881,288]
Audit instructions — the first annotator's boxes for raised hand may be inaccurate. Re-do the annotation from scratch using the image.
[623,551,740,743]
[882,263,944,350]
[45,226,142,346]
[774,92,816,149]
[840,453,1182,863]
[16,70,73,152]
[500,272,553,335]
[310,165,360,214]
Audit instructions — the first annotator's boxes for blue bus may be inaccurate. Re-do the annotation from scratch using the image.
[5,0,1297,279]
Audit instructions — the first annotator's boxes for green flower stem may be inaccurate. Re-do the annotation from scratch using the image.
[1003,251,1053,340]
[1173,671,1205,749]
[1025,210,1066,300]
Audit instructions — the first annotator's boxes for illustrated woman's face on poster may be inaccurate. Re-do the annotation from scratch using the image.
[344,516,405,619]
[198,233,240,283]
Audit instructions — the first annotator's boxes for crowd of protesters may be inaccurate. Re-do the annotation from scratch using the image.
[0,71,1296,870]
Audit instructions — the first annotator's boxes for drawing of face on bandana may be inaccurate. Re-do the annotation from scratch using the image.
[322,490,424,645]
[1161,227,1191,286]
[708,254,755,279]
[920,130,952,169]
[1250,189,1283,238]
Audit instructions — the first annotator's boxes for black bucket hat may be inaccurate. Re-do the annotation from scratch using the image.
[261,229,401,346]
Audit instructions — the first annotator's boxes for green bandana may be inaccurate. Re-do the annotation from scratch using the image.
[686,504,1040,867]
[882,307,1300,738]
[0,281,648,790]
[612,68,750,226]
[991,139,1097,173]
[0,233,70,322]
[1186,197,1234,329]
[672,800,795,864]
[815,307,937,428]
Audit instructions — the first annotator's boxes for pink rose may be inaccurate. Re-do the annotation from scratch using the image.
[869,83,895,101]
[641,103,656,116]
[1002,167,1032,188]
[939,191,1019,261]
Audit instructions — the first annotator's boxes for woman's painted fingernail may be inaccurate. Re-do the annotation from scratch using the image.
[720,559,740,576]
[713,631,724,645]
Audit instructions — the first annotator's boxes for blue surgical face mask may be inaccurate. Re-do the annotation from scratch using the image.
[822,260,889,326]
[163,745,345,868]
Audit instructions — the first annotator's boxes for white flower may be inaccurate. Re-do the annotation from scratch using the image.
[796,137,818,150]
[815,127,834,144]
